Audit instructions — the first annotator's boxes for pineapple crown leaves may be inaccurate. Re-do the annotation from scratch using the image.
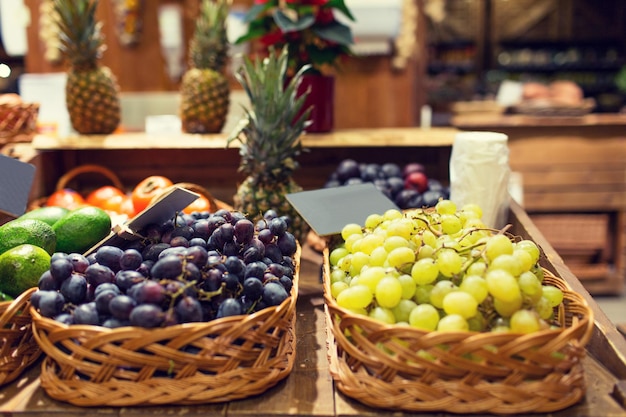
[53,0,105,70]
[228,46,312,180]
[189,0,231,71]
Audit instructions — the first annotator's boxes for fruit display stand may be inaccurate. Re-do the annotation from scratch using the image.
[0,131,625,416]
[0,200,624,416]
[452,113,626,295]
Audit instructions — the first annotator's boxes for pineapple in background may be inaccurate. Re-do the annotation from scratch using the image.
[53,0,121,134]
[228,47,312,243]
[180,0,231,134]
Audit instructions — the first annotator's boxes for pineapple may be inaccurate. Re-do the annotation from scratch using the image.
[228,47,312,243]
[53,0,121,134]
[180,0,231,134]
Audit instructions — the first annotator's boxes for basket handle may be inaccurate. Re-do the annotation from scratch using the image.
[55,164,124,191]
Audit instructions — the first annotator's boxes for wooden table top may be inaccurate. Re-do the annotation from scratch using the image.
[0,203,625,416]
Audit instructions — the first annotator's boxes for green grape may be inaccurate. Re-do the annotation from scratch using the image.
[344,234,361,253]
[369,246,388,266]
[459,274,488,303]
[542,285,564,307]
[466,260,487,276]
[417,244,435,260]
[408,303,440,331]
[411,258,439,285]
[493,293,523,318]
[329,247,349,266]
[518,270,543,303]
[437,314,469,331]
[369,306,396,324]
[436,248,462,277]
[516,239,541,265]
[510,309,541,333]
[485,234,514,261]
[341,223,363,241]
[467,312,486,331]
[485,269,521,303]
[436,234,461,251]
[346,307,369,316]
[397,274,417,299]
[383,209,403,221]
[422,230,438,247]
[349,251,370,276]
[513,248,534,273]
[488,254,523,277]
[330,268,348,284]
[532,263,545,282]
[460,203,483,220]
[386,218,414,240]
[392,299,418,323]
[442,291,478,319]
[440,214,462,235]
[331,281,349,299]
[337,254,352,273]
[414,284,434,304]
[358,266,386,293]
[336,284,373,309]
[430,280,457,309]
[375,276,403,308]
[534,296,554,320]
[383,236,411,253]
[364,213,384,230]
[436,199,457,215]
[359,233,385,255]
[386,246,416,269]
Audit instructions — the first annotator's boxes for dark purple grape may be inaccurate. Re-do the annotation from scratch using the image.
[242,244,263,264]
[207,215,227,232]
[186,246,208,268]
[60,273,88,305]
[263,272,279,284]
[191,219,211,240]
[132,280,166,305]
[136,261,153,277]
[214,209,232,223]
[129,304,164,328]
[119,248,143,271]
[151,255,183,279]
[263,209,278,220]
[95,289,118,315]
[102,317,130,328]
[141,223,164,242]
[244,261,266,280]
[202,268,223,292]
[268,263,292,278]
[242,277,263,300]
[142,243,171,262]
[216,298,243,318]
[73,302,100,325]
[54,313,74,325]
[175,296,203,323]
[230,211,247,224]
[37,290,65,318]
[262,282,288,306]
[279,275,293,293]
[38,270,59,291]
[221,272,240,292]
[93,282,121,299]
[183,262,202,282]
[264,243,283,263]
[109,295,136,320]
[30,290,42,309]
[224,256,245,276]
[50,252,68,263]
[222,242,239,256]
[84,263,115,287]
[257,228,274,244]
[171,225,194,240]
[115,270,145,291]
[67,253,90,273]
[269,217,288,236]
[189,237,207,248]
[49,258,74,282]
[95,245,124,272]
[277,233,297,256]
[234,219,255,244]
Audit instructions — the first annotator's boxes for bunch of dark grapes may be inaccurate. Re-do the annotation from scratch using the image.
[32,209,298,329]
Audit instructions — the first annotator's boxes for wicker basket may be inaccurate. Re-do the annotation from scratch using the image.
[0,102,39,145]
[30,246,299,407]
[0,287,42,387]
[323,249,594,414]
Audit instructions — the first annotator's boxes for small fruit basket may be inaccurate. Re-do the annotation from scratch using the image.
[322,203,595,415]
[0,287,42,386]
[0,95,39,145]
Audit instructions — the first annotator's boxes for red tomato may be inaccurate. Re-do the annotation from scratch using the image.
[131,175,173,213]
[46,189,86,209]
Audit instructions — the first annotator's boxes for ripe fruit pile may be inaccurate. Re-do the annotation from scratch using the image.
[32,209,298,329]
[328,200,564,334]
[324,159,449,209]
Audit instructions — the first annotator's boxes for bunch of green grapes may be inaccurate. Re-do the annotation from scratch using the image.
[328,199,564,333]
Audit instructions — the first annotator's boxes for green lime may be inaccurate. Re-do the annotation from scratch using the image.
[19,206,70,226]
[52,206,112,254]
[0,218,57,256]
[0,244,51,298]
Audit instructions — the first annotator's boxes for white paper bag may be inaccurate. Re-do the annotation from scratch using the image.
[449,131,510,229]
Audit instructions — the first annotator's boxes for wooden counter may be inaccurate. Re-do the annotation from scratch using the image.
[0,201,625,416]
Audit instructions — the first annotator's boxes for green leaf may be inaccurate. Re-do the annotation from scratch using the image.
[273,9,315,33]
[235,19,272,44]
[327,0,355,21]
[242,3,273,23]
[312,21,354,45]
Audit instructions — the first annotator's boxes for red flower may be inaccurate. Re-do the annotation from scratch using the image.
[316,8,334,24]
[259,29,285,47]
[286,0,328,5]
